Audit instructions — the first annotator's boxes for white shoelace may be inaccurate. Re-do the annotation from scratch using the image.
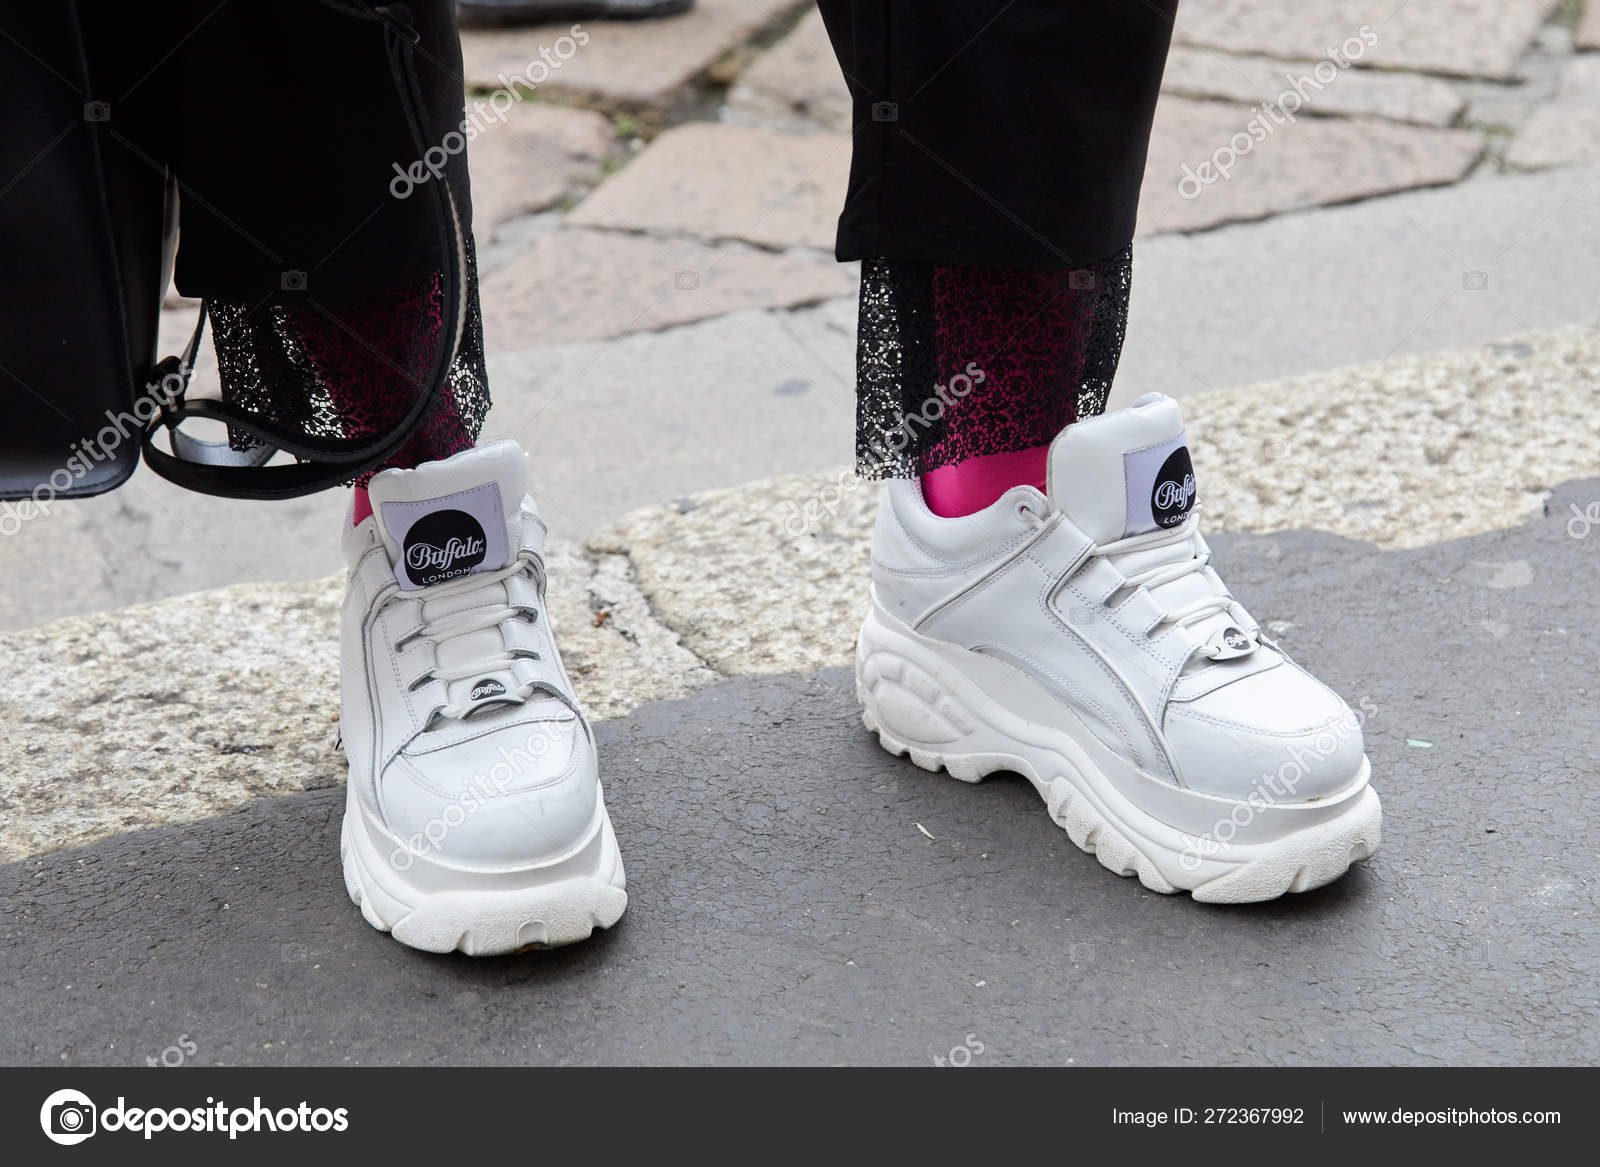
[401,557,543,723]
[1091,515,1236,634]
[1024,507,1237,635]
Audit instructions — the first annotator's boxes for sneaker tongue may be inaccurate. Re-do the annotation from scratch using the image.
[1046,393,1197,545]
[1048,395,1242,660]
[368,441,526,592]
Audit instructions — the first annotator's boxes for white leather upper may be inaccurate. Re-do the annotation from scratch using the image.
[341,443,600,870]
[872,396,1364,802]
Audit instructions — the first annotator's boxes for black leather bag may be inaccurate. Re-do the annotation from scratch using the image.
[0,1,461,503]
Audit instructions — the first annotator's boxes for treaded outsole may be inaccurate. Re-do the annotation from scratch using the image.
[340,817,628,956]
[860,685,1380,905]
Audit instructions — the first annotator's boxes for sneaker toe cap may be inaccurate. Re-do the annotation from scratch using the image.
[381,717,599,868]
[1163,664,1366,802]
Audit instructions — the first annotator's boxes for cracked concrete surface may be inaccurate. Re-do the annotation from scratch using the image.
[551,542,722,717]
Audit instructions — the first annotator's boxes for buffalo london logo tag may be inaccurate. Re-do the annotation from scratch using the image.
[381,481,509,591]
[403,510,487,586]
[1123,431,1199,537]
[1150,446,1197,528]
[470,678,507,701]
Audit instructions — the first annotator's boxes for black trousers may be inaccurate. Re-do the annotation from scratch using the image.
[817,0,1178,269]
[76,0,471,303]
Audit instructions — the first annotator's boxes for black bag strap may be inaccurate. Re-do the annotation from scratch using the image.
[140,1,464,500]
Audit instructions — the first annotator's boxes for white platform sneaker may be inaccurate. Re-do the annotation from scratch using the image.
[338,441,626,953]
[857,393,1381,903]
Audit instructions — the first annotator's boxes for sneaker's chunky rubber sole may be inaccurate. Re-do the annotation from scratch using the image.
[857,605,1381,904]
[339,783,627,955]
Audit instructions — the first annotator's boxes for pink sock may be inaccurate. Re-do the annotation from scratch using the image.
[921,445,1049,517]
[352,486,373,526]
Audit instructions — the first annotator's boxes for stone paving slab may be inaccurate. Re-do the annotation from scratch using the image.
[1118,161,1600,400]
[723,8,849,134]
[1506,55,1600,170]
[5,494,1598,1065]
[595,323,1600,678]
[459,0,795,106]
[1579,2,1600,50]
[483,304,858,540]
[1139,98,1483,235]
[465,102,616,237]
[0,438,350,633]
[567,122,850,250]
[724,13,1477,133]
[1173,0,1560,82]
[1453,24,1573,139]
[480,227,853,348]
[578,101,1481,249]
[1160,46,1465,126]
